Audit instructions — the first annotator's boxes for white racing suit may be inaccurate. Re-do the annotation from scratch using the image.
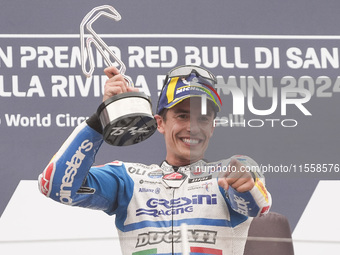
[38,118,272,255]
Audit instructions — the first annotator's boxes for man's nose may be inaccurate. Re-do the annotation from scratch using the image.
[187,118,200,134]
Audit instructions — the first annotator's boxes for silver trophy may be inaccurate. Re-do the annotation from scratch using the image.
[80,5,157,146]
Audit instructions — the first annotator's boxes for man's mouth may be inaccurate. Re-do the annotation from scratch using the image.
[181,138,201,145]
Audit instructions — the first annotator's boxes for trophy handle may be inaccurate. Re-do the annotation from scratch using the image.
[80,5,132,87]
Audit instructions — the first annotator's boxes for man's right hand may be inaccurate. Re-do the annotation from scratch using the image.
[218,158,255,193]
[103,66,139,102]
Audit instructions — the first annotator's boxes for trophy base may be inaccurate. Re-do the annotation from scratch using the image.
[97,92,157,146]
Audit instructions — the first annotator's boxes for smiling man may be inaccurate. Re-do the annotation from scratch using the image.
[38,65,272,255]
[156,97,215,166]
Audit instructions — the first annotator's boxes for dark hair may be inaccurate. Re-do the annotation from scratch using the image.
[158,108,168,122]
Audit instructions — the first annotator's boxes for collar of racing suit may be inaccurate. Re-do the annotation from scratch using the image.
[160,160,207,173]
[159,159,210,189]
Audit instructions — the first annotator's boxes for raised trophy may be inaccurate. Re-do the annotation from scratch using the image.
[80,5,157,146]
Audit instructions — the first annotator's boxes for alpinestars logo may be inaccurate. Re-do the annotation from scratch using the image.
[58,140,93,204]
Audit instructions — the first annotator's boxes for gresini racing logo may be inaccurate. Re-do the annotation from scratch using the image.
[136,194,217,217]
[136,229,217,248]
[59,140,93,204]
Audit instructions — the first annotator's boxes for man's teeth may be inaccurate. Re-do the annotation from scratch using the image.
[182,138,199,144]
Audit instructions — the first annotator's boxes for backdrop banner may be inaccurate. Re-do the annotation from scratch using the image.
[1,1,339,254]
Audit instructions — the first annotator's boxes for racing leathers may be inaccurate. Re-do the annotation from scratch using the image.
[38,116,272,255]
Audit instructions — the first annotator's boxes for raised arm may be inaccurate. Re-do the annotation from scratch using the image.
[38,67,137,213]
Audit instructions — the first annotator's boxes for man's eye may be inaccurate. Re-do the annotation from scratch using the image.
[199,116,210,122]
[178,114,188,119]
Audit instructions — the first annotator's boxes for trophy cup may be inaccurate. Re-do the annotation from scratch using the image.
[80,5,157,146]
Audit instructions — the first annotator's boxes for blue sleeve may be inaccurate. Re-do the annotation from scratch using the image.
[81,162,134,215]
[220,184,271,217]
[218,155,272,217]
[38,121,134,214]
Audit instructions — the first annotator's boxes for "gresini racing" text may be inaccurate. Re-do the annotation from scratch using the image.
[136,194,217,217]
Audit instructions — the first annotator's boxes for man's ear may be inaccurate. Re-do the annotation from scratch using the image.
[154,114,165,134]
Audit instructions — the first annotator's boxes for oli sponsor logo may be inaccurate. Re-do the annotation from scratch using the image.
[128,166,146,176]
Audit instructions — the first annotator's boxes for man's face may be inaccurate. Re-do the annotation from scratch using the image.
[155,97,215,166]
